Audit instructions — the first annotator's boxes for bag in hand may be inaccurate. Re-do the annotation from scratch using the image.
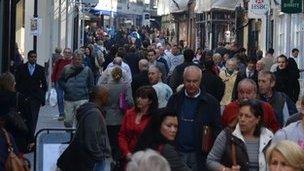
[2,128,30,171]
[201,126,214,153]
[119,86,130,113]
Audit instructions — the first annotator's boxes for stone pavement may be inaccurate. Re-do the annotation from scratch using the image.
[25,104,65,170]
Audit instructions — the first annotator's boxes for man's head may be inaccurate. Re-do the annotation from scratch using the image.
[226,58,237,72]
[148,65,162,85]
[277,55,288,70]
[237,79,258,101]
[63,48,72,59]
[147,50,156,63]
[171,45,180,56]
[247,58,257,72]
[72,50,84,67]
[292,48,299,58]
[183,65,202,97]
[183,48,195,62]
[89,86,109,107]
[258,71,275,96]
[256,60,265,72]
[27,50,37,64]
[113,57,123,66]
[139,59,149,72]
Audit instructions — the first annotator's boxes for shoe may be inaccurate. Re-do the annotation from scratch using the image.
[57,116,64,121]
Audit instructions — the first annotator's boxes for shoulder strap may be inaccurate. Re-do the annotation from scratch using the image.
[1,128,13,150]
[65,67,84,81]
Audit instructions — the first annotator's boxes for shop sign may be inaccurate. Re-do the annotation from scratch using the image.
[281,0,302,14]
[248,0,270,18]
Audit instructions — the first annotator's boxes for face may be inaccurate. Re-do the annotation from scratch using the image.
[160,116,178,141]
[85,48,91,55]
[73,55,83,67]
[238,106,260,135]
[148,67,161,85]
[147,52,156,62]
[183,70,201,97]
[277,57,287,69]
[269,150,297,171]
[238,84,256,101]
[28,53,37,64]
[258,75,274,95]
[63,48,72,59]
[226,61,237,71]
[136,96,152,110]
[247,63,256,71]
[256,62,264,71]
[292,51,299,58]
[171,46,179,55]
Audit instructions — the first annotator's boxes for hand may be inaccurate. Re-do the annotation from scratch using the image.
[126,153,132,161]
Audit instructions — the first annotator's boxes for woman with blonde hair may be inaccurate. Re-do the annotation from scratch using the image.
[267,140,304,171]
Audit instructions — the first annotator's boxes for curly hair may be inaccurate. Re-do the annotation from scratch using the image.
[111,67,123,81]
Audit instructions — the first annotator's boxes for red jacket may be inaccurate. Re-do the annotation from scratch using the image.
[222,101,280,132]
[51,58,72,82]
[118,108,151,157]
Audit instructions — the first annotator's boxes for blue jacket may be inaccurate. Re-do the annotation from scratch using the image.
[167,88,222,170]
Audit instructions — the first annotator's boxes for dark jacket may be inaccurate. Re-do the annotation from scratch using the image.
[260,91,298,126]
[274,68,300,103]
[124,52,140,76]
[15,62,47,105]
[285,113,302,126]
[59,65,94,101]
[169,62,195,92]
[131,70,150,98]
[161,144,190,171]
[201,70,225,102]
[167,89,221,170]
[0,90,32,153]
[288,57,300,79]
[75,102,111,161]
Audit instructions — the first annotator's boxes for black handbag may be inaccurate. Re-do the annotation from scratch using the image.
[57,140,95,171]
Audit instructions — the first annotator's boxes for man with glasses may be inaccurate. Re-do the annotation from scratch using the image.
[51,48,72,120]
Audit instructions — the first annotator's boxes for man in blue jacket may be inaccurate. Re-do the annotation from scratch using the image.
[167,65,221,171]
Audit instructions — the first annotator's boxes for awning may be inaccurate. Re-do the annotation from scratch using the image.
[169,0,189,13]
[91,0,117,16]
[195,0,241,13]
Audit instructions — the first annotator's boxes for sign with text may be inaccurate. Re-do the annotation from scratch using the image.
[281,0,302,13]
[248,0,270,18]
[30,18,41,36]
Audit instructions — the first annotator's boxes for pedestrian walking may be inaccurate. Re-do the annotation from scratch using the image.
[58,50,94,127]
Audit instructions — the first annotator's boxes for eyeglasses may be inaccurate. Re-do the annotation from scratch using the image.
[64,51,72,54]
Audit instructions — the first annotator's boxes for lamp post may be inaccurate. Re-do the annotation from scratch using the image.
[33,0,38,51]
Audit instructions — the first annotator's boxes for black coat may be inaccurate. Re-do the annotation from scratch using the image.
[15,62,48,105]
[131,70,150,98]
[274,68,300,103]
[167,89,222,170]
[201,70,225,102]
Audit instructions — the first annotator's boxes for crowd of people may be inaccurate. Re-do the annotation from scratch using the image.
[0,24,304,171]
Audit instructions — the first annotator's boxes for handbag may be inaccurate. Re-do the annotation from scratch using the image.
[119,85,130,113]
[2,128,30,171]
[201,126,214,153]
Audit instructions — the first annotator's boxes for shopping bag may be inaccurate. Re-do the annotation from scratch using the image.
[49,88,57,107]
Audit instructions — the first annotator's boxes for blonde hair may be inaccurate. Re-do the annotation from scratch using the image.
[267,140,304,170]
[126,149,171,171]
[111,67,123,81]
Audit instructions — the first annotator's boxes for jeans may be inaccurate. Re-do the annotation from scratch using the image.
[94,158,111,171]
[55,82,64,116]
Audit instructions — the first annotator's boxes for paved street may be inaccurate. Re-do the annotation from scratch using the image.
[25,103,65,171]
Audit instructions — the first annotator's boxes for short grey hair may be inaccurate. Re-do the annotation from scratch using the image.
[183,65,202,80]
[126,149,171,171]
[237,78,257,93]
[73,49,84,59]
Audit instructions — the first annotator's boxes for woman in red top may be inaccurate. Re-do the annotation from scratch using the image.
[118,86,158,160]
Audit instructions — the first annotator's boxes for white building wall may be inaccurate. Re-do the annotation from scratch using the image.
[24,0,77,65]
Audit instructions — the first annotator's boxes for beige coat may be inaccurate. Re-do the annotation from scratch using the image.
[219,69,238,106]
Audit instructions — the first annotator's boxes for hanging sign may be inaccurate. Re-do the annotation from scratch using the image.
[281,0,302,14]
[248,0,270,18]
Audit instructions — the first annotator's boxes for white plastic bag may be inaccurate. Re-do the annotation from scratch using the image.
[49,88,57,107]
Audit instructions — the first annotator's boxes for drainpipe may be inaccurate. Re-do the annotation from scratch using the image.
[33,0,38,51]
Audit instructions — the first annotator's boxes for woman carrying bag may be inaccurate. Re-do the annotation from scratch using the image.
[206,99,273,171]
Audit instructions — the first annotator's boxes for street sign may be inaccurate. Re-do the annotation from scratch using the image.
[30,18,41,36]
[281,0,302,14]
[248,0,270,19]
